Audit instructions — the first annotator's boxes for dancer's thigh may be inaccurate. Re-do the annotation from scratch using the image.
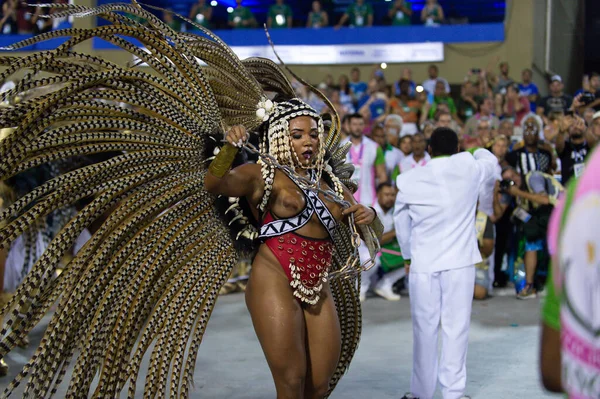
[246,260,307,393]
[303,284,341,398]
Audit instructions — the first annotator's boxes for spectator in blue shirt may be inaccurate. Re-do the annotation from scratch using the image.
[349,67,368,107]
[394,67,416,97]
[518,68,539,113]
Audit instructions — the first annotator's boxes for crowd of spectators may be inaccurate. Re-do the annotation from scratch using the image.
[2,0,596,305]
[183,0,447,31]
[0,0,492,35]
[311,60,599,301]
[0,0,70,35]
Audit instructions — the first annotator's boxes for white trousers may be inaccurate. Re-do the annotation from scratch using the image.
[409,265,475,399]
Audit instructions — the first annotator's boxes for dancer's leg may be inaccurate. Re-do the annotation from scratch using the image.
[303,285,341,399]
[246,259,307,399]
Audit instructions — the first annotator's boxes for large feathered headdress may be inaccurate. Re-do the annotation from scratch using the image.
[0,2,378,398]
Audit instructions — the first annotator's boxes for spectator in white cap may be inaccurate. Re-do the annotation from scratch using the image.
[537,75,573,117]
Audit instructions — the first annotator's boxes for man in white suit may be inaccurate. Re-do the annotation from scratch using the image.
[395,128,499,399]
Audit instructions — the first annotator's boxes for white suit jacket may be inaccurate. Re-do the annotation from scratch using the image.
[394,149,500,273]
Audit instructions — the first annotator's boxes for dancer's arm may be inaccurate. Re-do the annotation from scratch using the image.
[340,188,376,226]
[205,126,263,205]
[340,187,381,241]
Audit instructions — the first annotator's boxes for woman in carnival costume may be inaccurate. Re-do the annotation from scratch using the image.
[0,2,382,397]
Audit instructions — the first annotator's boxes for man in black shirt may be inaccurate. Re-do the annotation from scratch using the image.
[536,75,573,117]
[506,117,554,176]
[555,115,597,184]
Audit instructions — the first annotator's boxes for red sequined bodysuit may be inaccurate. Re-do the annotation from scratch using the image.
[259,185,337,305]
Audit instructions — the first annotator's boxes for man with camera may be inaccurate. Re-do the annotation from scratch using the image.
[499,166,563,299]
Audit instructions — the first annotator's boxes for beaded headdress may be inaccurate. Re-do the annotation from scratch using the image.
[258,98,324,168]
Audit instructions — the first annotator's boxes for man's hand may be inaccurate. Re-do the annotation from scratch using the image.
[570,93,583,111]
[342,204,376,225]
[507,184,520,197]
[404,261,411,275]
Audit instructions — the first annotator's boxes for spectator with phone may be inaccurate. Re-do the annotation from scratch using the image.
[555,110,597,184]
[574,72,600,111]
[389,0,413,26]
[420,0,444,26]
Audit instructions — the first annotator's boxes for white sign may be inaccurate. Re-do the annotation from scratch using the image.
[133,42,444,66]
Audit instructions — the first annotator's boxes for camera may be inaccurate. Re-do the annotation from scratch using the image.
[499,179,515,194]
[581,91,595,105]
[471,68,481,74]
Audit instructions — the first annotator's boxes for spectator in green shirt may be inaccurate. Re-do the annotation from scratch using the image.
[267,0,292,29]
[388,0,412,26]
[428,80,458,120]
[188,0,212,28]
[228,0,256,29]
[421,0,445,26]
[306,0,328,28]
[335,0,373,29]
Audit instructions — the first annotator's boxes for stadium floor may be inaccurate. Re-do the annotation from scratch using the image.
[1,291,555,398]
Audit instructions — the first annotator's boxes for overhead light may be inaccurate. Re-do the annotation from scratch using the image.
[210,0,217,6]
[380,62,388,69]
[416,85,424,93]
[227,6,234,13]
